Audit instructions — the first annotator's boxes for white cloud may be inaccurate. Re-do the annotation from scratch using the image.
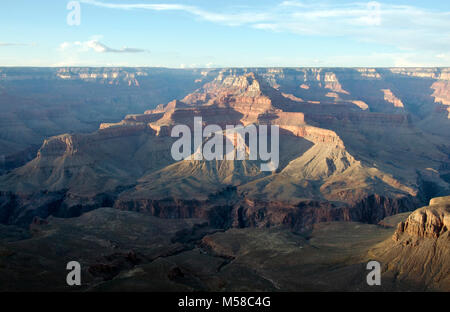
[80,0,450,54]
[179,62,216,69]
[280,1,309,8]
[59,38,148,53]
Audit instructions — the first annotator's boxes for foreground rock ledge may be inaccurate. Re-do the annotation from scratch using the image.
[369,196,450,291]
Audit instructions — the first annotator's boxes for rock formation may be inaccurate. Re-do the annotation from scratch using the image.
[369,196,450,291]
[1,68,449,229]
[0,68,449,291]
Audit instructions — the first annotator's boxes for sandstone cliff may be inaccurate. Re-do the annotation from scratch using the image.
[369,196,450,291]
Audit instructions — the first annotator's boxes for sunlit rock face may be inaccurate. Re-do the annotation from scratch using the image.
[394,196,450,239]
[370,196,450,291]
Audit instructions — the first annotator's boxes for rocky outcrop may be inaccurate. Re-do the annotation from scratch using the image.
[432,81,450,105]
[381,89,404,108]
[394,196,449,239]
[369,196,450,291]
[37,134,80,157]
[281,125,345,146]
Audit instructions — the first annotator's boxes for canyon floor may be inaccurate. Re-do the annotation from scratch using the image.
[0,196,448,291]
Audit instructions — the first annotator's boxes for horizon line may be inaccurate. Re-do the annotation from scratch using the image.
[0,66,449,69]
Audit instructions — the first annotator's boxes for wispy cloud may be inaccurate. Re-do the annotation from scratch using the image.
[59,39,148,53]
[80,0,450,53]
[0,42,36,47]
[80,0,269,26]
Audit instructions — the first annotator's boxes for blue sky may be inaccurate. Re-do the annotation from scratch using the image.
[0,0,449,67]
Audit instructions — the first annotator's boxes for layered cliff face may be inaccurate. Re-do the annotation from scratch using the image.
[0,68,449,230]
[369,196,450,291]
[0,67,212,173]
[181,72,275,125]
[0,68,449,292]
[394,197,449,239]
[1,66,449,169]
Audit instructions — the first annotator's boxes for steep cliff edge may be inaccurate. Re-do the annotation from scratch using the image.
[369,196,450,291]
